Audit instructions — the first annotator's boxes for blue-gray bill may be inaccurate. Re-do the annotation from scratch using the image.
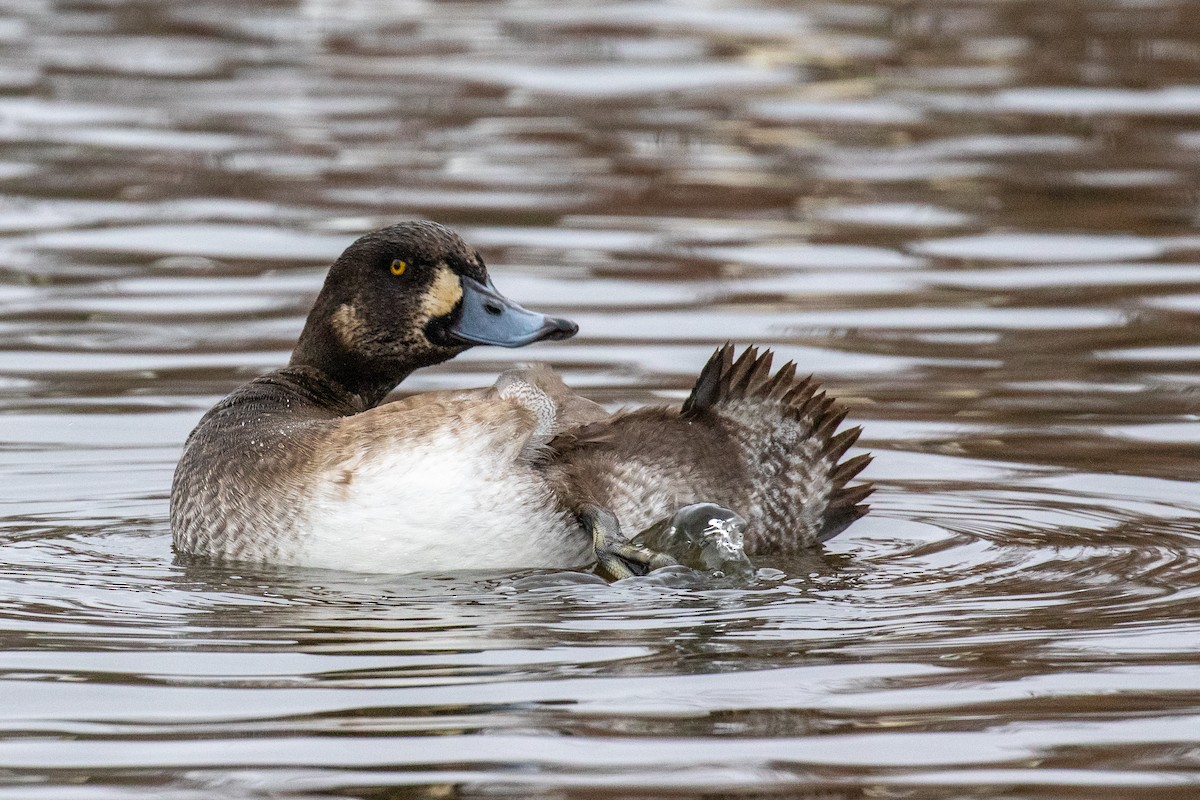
[449,276,577,347]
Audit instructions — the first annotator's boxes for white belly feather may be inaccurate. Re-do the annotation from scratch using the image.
[297,422,591,574]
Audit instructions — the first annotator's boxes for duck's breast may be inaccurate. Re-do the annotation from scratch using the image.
[298,394,591,573]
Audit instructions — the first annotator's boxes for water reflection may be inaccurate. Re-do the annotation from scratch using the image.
[2,0,1200,797]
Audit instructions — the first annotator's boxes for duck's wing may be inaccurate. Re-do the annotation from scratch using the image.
[682,344,873,550]
[547,345,873,554]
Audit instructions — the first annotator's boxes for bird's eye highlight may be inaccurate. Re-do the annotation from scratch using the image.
[390,259,408,276]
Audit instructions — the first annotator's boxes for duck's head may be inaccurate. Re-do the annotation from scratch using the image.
[289,221,577,405]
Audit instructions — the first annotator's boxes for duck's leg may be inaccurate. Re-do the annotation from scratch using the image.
[578,503,677,581]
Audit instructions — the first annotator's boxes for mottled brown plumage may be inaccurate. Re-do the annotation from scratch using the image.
[547,345,873,555]
[172,222,871,574]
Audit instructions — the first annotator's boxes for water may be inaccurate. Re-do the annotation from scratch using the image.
[2,0,1199,797]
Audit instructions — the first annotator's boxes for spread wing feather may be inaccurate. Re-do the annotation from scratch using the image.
[682,344,873,549]
[551,345,873,553]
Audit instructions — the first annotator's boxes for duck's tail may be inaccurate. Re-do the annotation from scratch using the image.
[683,344,873,552]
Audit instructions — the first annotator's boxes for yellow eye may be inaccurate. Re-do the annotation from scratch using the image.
[390,259,407,276]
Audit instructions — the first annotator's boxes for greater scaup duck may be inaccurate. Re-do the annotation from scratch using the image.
[171,221,872,574]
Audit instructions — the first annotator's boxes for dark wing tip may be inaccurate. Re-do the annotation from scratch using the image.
[682,342,734,415]
[684,344,844,416]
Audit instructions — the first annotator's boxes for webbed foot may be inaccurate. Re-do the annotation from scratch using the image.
[579,503,678,581]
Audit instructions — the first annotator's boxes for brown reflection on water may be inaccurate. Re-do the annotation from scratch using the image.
[1,1,1200,798]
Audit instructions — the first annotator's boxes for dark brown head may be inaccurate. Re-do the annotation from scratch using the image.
[289,221,577,405]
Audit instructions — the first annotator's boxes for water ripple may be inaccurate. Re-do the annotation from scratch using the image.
[2,0,1200,796]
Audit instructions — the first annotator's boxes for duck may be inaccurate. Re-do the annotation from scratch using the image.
[170,221,873,575]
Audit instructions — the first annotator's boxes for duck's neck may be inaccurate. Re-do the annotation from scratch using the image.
[280,361,408,413]
[235,365,371,419]
[287,318,415,411]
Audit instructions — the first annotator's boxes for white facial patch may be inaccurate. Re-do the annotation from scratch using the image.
[421,264,464,321]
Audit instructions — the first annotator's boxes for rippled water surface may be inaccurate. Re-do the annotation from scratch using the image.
[2,1,1200,797]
